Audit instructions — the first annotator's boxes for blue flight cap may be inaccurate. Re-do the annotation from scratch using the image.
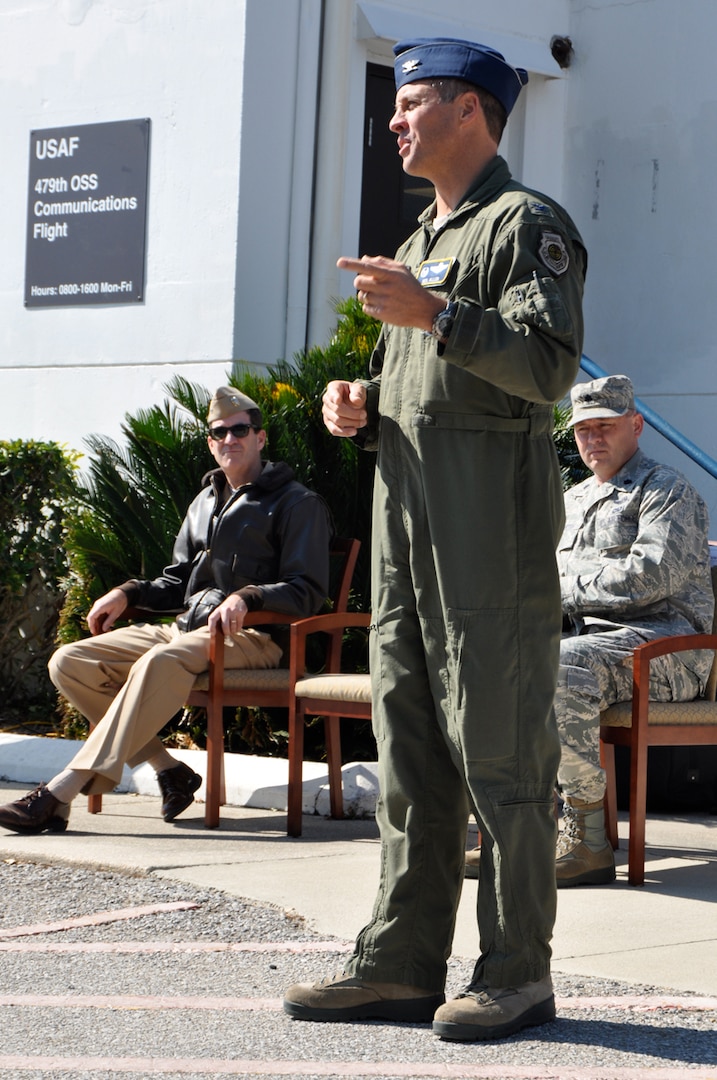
[393,38,528,116]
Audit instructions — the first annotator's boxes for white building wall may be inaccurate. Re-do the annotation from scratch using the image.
[1,0,249,448]
[0,0,572,457]
[4,0,716,523]
[563,0,717,516]
[0,0,309,453]
[232,0,324,371]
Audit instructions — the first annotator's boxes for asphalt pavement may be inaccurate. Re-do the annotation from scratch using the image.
[0,750,715,1078]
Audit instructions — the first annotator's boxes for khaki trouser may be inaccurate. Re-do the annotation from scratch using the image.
[48,622,282,795]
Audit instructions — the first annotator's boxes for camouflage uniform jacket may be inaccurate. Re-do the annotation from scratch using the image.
[558,448,713,679]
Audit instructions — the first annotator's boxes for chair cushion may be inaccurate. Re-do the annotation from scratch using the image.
[601,699,717,728]
[295,673,373,703]
[191,668,291,692]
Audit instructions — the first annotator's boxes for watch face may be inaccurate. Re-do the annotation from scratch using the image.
[434,307,454,339]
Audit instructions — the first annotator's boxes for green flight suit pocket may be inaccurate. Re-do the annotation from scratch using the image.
[445,607,520,762]
[501,273,573,342]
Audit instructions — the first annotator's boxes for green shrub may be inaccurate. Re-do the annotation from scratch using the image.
[554,403,590,489]
[0,441,79,731]
[57,380,213,646]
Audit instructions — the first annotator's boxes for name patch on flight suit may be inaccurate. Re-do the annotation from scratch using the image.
[417,257,455,287]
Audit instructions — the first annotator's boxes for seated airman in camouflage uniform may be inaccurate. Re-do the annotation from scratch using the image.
[556,374,714,886]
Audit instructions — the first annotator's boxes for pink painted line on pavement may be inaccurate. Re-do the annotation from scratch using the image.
[0,1056,715,1078]
[557,995,717,1012]
[0,938,351,954]
[0,993,280,1010]
[0,992,715,1012]
[0,901,200,939]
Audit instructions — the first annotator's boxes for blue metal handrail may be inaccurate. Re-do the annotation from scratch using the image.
[580,354,717,481]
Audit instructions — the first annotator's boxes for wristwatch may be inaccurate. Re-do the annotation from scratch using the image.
[430,300,458,343]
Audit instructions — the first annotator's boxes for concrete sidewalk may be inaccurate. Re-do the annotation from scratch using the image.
[0,736,715,998]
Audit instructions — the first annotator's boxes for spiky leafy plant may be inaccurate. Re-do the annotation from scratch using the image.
[0,441,79,731]
[554,403,590,489]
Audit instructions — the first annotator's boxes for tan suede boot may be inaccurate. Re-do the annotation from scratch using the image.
[433,975,555,1041]
[283,973,444,1022]
[556,797,616,888]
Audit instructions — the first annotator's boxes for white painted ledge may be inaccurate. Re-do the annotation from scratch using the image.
[0,733,379,819]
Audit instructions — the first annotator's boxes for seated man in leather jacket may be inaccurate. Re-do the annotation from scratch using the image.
[0,386,333,834]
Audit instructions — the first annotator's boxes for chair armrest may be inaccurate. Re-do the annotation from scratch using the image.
[205,609,371,694]
[630,632,717,728]
[207,611,293,690]
[288,612,371,683]
[244,611,294,628]
[630,632,717,664]
[632,632,717,691]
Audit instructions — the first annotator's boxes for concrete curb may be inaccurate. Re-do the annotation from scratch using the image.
[0,733,379,819]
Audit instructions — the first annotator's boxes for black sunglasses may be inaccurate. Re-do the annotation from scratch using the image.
[208,423,260,441]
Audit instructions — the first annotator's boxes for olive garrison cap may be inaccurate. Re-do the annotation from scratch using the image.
[393,37,529,115]
[207,386,262,425]
[568,375,636,427]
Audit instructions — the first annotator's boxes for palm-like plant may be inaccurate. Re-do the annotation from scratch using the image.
[554,403,590,489]
[59,299,380,641]
[82,384,211,577]
[58,381,212,643]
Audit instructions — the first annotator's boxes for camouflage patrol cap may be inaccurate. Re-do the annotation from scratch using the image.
[207,386,262,424]
[568,375,635,427]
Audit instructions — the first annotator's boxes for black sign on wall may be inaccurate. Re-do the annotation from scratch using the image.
[25,118,150,308]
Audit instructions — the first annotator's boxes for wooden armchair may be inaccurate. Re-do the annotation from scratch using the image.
[286,610,372,836]
[87,536,361,832]
[600,565,717,885]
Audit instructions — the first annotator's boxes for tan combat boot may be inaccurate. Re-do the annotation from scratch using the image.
[556,796,616,888]
[283,973,444,1022]
[433,975,555,1041]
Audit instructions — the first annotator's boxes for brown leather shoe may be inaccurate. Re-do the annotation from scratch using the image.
[433,975,555,1041]
[0,784,70,834]
[157,762,202,821]
[283,973,445,1022]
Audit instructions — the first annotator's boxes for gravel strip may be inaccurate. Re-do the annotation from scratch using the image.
[0,857,715,1079]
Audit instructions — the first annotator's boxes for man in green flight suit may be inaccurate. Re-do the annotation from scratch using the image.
[284,37,588,1041]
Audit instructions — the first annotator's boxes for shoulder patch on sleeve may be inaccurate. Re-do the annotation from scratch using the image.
[528,200,554,218]
[539,231,570,276]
